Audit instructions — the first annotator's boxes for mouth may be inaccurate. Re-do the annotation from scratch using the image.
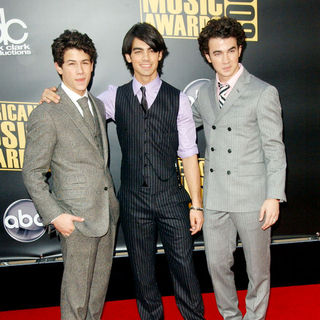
[140,64,152,69]
[75,78,86,83]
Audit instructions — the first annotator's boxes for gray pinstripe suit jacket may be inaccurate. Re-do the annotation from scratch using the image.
[23,87,119,237]
[192,68,286,212]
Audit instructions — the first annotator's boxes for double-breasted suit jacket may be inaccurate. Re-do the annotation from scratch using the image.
[192,68,287,212]
[23,87,119,237]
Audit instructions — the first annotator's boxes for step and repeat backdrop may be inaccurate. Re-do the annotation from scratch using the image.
[0,0,319,261]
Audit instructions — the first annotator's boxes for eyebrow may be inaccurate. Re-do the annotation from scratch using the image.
[65,59,91,63]
[212,46,236,54]
[132,46,153,52]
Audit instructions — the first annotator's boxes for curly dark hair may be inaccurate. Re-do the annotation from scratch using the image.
[52,30,97,67]
[122,22,168,76]
[198,17,246,61]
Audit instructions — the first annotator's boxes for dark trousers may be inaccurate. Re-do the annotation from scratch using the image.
[119,187,204,320]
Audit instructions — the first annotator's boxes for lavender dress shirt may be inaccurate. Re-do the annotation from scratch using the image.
[98,76,198,159]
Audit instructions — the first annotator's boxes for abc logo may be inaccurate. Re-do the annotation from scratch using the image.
[3,199,45,242]
[0,8,28,45]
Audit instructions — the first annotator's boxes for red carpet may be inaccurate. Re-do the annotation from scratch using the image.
[1,284,319,319]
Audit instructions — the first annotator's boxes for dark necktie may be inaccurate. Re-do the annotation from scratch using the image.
[218,82,230,108]
[140,86,148,113]
[77,96,95,131]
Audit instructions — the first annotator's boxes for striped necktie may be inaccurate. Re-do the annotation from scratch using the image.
[218,82,230,108]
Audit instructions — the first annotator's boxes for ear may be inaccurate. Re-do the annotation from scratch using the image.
[54,62,63,75]
[238,45,242,57]
[158,50,163,61]
[205,53,212,64]
[125,53,132,63]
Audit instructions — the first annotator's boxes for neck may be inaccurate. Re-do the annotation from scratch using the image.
[134,73,158,86]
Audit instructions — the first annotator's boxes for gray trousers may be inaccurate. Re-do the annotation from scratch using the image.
[59,224,116,320]
[203,210,271,320]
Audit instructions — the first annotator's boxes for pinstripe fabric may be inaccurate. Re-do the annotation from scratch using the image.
[192,68,286,212]
[192,68,286,320]
[115,81,181,192]
[116,82,204,320]
[203,210,271,320]
[23,87,117,237]
[60,224,117,320]
[23,86,120,320]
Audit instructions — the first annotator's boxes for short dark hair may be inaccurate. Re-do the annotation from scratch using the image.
[198,17,246,61]
[122,22,168,76]
[52,30,97,67]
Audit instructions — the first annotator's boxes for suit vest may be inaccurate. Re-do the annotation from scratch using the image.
[89,97,104,156]
[115,81,181,192]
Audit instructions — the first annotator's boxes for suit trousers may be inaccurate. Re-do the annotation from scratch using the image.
[120,187,204,320]
[203,210,271,320]
[59,223,116,320]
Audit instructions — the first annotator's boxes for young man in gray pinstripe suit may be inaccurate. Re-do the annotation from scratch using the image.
[23,30,119,320]
[192,17,287,320]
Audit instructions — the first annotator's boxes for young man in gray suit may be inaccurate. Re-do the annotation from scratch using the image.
[192,17,287,320]
[22,30,119,320]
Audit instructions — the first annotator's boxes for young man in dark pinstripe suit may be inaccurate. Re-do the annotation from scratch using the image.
[40,23,205,320]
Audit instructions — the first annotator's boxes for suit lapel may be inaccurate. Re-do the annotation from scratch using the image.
[215,68,251,123]
[205,79,220,120]
[88,92,109,167]
[57,87,104,161]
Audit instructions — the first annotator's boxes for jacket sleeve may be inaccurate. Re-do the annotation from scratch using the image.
[22,106,63,225]
[257,85,287,202]
[191,92,204,129]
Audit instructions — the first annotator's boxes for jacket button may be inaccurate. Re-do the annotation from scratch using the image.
[210,168,214,172]
[227,127,232,131]
[228,149,232,153]
[227,170,231,175]
[212,125,216,130]
[104,187,108,190]
[211,147,215,151]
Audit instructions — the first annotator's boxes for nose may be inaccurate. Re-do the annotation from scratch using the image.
[76,63,84,73]
[222,53,229,64]
[142,50,150,60]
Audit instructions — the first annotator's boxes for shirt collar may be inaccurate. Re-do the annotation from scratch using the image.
[216,63,244,88]
[132,75,162,96]
[61,82,88,104]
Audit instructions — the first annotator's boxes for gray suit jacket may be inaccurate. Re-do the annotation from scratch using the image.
[192,68,286,212]
[23,87,119,237]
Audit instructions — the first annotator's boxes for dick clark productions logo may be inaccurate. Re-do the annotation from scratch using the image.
[3,199,45,242]
[0,8,31,55]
